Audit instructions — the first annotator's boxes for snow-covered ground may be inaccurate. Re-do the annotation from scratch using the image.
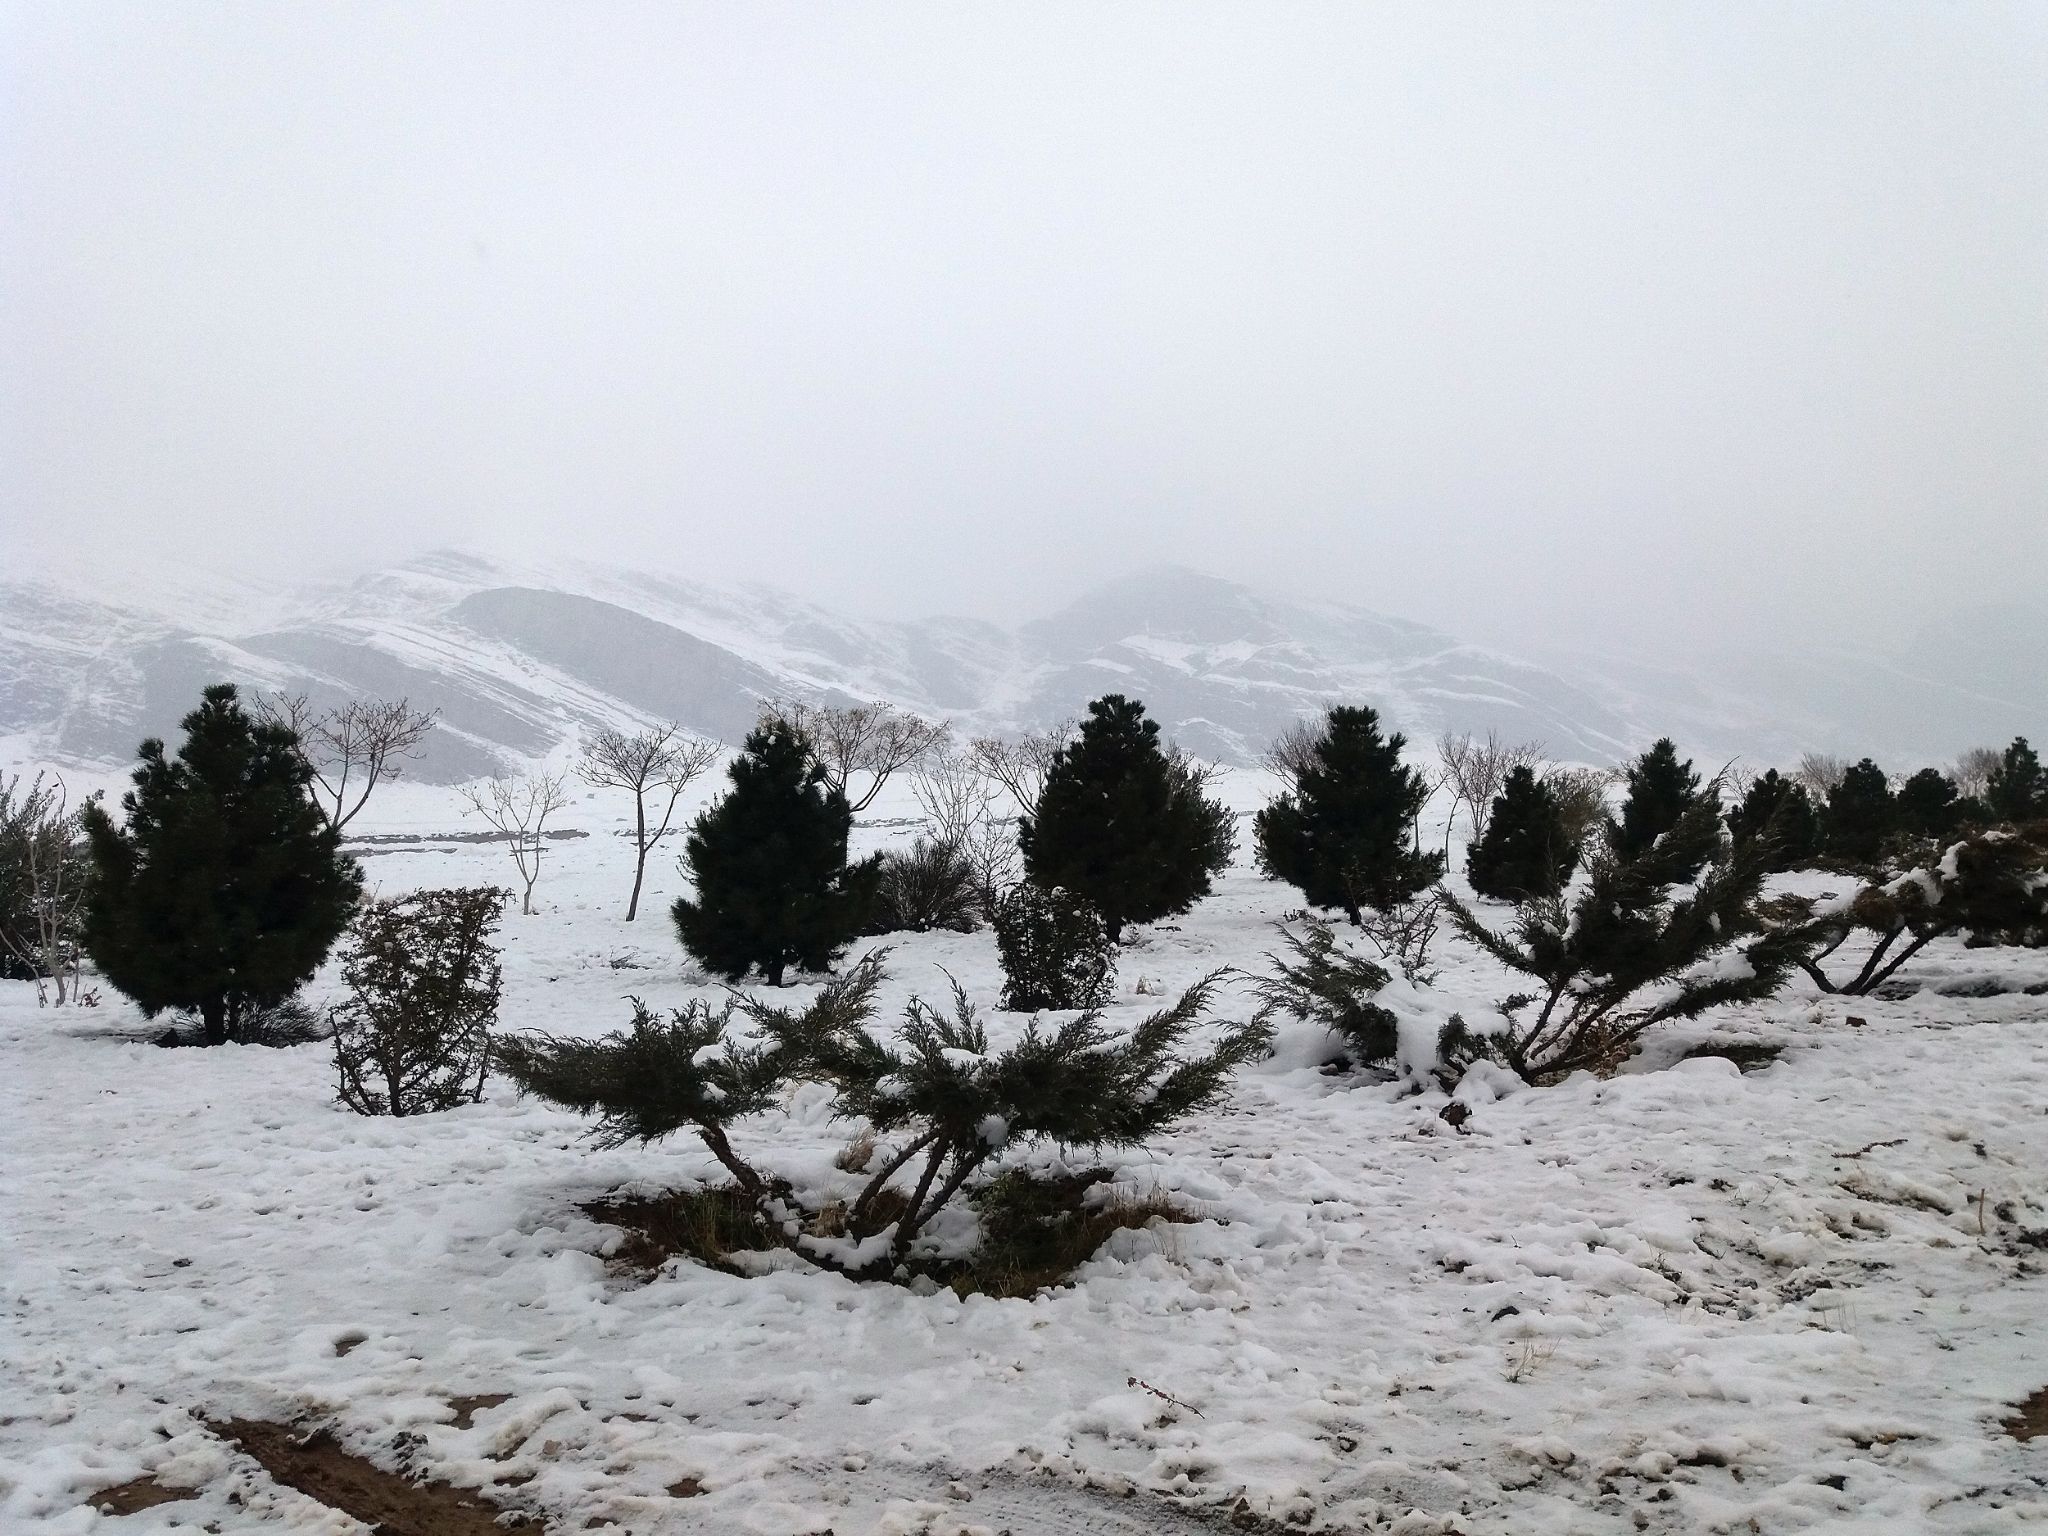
[3,776,2045,1534]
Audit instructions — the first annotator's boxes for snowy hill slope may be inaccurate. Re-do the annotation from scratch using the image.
[2,550,2040,780]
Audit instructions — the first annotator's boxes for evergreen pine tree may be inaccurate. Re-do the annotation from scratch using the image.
[1895,767,1961,838]
[1986,737,2045,823]
[1464,765,1577,901]
[1725,769,1822,871]
[1017,695,1230,940]
[80,683,363,1045]
[1253,705,1443,924]
[673,721,881,985]
[1822,758,1897,864]
[1615,739,1711,872]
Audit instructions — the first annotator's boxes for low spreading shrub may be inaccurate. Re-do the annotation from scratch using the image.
[1440,793,1807,1083]
[1250,919,1399,1066]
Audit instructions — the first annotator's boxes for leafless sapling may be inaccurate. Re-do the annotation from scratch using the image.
[579,724,721,920]
[459,771,571,914]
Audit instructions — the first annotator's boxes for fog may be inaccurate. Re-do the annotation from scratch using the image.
[5,4,2043,654]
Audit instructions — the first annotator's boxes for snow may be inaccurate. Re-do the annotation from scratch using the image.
[2,779,2046,1534]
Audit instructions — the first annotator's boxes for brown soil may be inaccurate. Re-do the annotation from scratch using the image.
[448,1392,514,1429]
[206,1416,541,1534]
[83,1476,198,1516]
[2004,1386,2048,1442]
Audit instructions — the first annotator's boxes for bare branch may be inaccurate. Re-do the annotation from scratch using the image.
[964,722,1072,816]
[760,700,949,814]
[259,691,439,832]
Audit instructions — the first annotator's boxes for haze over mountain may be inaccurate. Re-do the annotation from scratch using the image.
[3,550,2038,785]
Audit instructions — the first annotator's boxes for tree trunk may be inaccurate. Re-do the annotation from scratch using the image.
[766,958,786,987]
[199,997,228,1046]
[626,793,648,921]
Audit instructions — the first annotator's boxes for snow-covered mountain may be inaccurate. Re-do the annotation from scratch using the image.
[2,550,2039,780]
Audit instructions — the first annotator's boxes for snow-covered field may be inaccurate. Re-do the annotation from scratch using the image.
[3,775,2046,1534]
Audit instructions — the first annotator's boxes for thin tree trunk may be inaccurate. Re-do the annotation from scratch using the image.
[199,997,228,1046]
[626,791,648,921]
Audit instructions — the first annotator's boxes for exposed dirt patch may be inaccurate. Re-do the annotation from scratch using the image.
[206,1416,541,1534]
[84,1476,198,1516]
[2004,1386,2048,1442]
[448,1392,514,1429]
[667,1476,705,1497]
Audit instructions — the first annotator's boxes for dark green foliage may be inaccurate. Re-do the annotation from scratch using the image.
[992,883,1115,1011]
[1615,739,1713,874]
[812,971,1268,1273]
[672,721,882,985]
[1725,770,1822,871]
[497,954,888,1195]
[1442,792,1806,1083]
[1895,768,1961,838]
[1465,766,1578,901]
[1253,705,1443,923]
[1987,737,2046,823]
[1822,758,1896,864]
[864,838,982,935]
[1018,695,1231,940]
[504,957,1264,1285]
[1249,919,1399,1065]
[80,684,363,1045]
[1772,824,2048,995]
[331,887,508,1116]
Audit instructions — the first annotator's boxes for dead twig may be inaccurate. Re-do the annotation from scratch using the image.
[1127,1376,1204,1418]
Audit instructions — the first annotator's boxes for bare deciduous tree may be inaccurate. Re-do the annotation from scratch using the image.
[964,722,1073,816]
[911,746,1021,911]
[579,725,721,921]
[1436,731,1546,851]
[0,772,91,1004]
[258,693,438,832]
[1264,717,1323,792]
[1952,745,2002,802]
[459,771,571,915]
[761,700,948,813]
[1792,752,1850,801]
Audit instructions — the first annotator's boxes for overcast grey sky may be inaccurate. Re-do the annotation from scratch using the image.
[4,3,2044,651]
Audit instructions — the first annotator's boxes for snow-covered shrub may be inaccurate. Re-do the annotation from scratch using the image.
[495,956,887,1194]
[993,883,1115,1011]
[1440,794,1807,1083]
[807,971,1267,1276]
[0,770,90,999]
[331,887,507,1116]
[864,838,982,935]
[239,995,328,1047]
[1250,919,1399,1066]
[1770,825,2048,995]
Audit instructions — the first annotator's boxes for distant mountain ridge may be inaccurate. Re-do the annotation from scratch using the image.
[2,550,2039,781]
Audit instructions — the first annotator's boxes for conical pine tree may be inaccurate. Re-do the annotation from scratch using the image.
[1895,767,1961,838]
[1253,705,1443,923]
[1987,737,2045,824]
[672,721,880,985]
[1823,758,1897,864]
[1616,739,1712,871]
[81,683,363,1044]
[1465,765,1578,901]
[1725,769,1821,871]
[1017,695,1229,941]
